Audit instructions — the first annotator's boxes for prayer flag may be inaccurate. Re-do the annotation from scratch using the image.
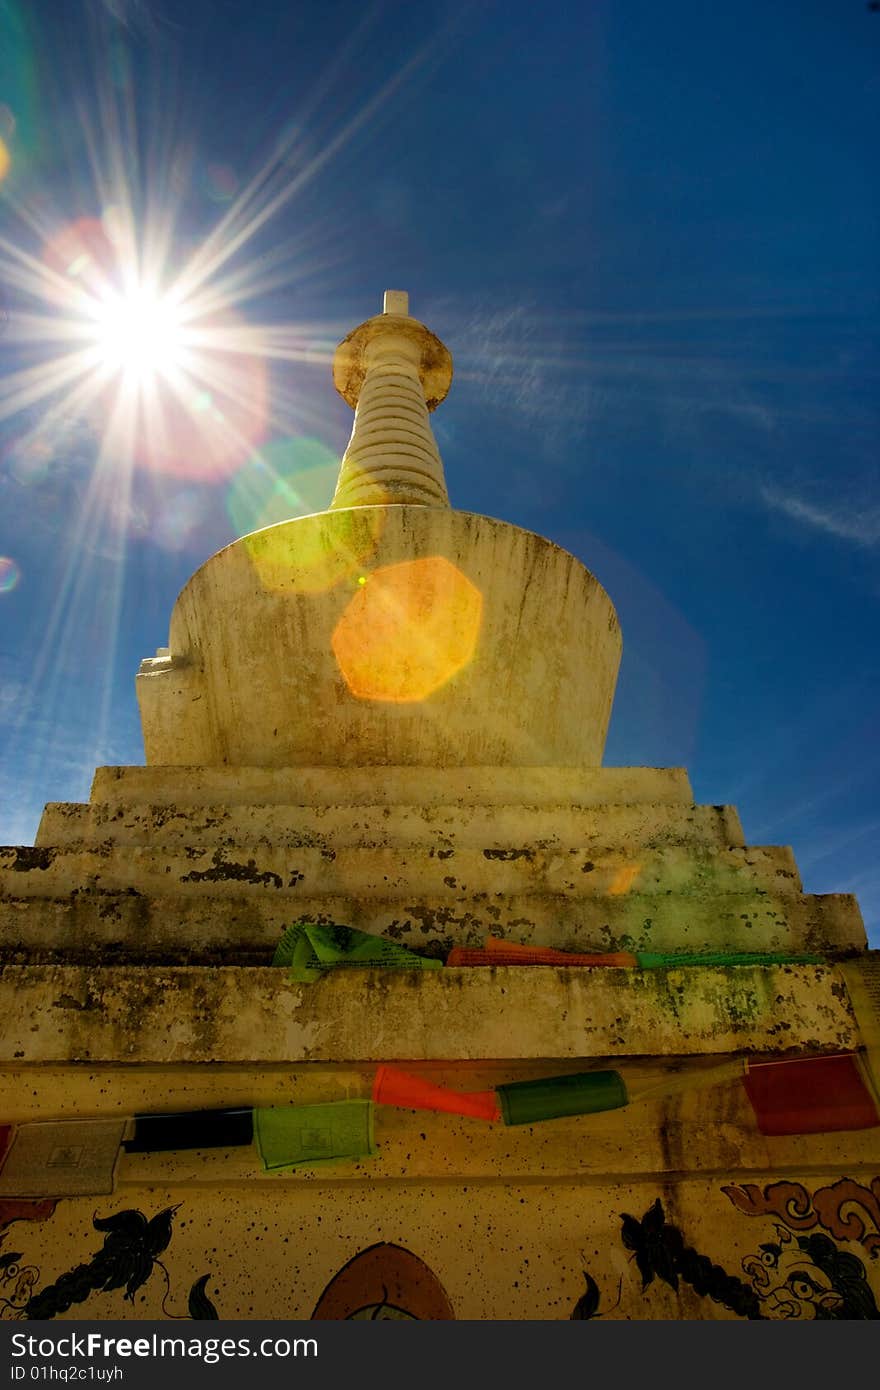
[0,1119,125,1197]
[839,960,880,1111]
[446,938,636,967]
[635,951,822,968]
[254,1101,375,1170]
[273,923,442,982]
[626,1058,746,1104]
[743,1052,879,1135]
[496,1070,628,1126]
[373,1066,501,1121]
[123,1108,254,1152]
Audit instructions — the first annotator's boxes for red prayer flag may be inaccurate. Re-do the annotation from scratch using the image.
[373,1066,501,1121]
[744,1052,879,1136]
[446,937,636,968]
[0,1125,14,1171]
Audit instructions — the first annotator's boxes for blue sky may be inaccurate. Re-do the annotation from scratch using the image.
[0,0,877,943]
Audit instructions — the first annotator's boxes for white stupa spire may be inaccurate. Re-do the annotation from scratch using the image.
[330,290,452,509]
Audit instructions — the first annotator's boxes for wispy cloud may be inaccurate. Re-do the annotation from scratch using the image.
[760,484,880,547]
[432,302,603,462]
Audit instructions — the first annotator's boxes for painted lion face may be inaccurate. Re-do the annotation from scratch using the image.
[742,1227,844,1320]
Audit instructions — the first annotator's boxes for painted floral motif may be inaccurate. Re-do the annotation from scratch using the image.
[573,1188,880,1319]
[1,1205,219,1321]
[722,1177,880,1257]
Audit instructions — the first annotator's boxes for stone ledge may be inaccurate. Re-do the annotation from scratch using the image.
[0,964,858,1063]
[0,889,865,960]
[35,800,746,851]
[0,843,801,901]
[89,765,696,809]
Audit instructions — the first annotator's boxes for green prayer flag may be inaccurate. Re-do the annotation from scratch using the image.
[272,923,443,982]
[496,1070,628,1126]
[254,1101,375,1170]
[635,951,822,969]
[272,923,326,981]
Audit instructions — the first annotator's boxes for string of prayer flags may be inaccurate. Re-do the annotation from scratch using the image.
[254,1101,375,1171]
[0,1123,13,1171]
[625,1058,747,1105]
[635,950,823,969]
[373,1066,501,1121]
[0,1119,126,1198]
[273,922,443,982]
[123,1108,254,1153]
[496,1070,628,1126]
[446,937,637,968]
[839,959,880,1111]
[743,1052,879,1135]
[443,940,823,970]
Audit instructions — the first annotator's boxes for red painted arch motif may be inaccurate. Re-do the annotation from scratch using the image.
[311,1243,454,1320]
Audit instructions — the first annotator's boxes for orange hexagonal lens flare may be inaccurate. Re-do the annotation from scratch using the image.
[332,556,482,703]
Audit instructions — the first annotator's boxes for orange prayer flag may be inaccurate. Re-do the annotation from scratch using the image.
[373,1066,501,1121]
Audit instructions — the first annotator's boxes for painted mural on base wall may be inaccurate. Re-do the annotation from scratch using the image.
[0,1179,878,1320]
[0,1203,219,1320]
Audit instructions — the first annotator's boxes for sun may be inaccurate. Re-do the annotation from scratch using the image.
[91,285,185,381]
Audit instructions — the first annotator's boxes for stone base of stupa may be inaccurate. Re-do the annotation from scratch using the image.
[0,763,876,1319]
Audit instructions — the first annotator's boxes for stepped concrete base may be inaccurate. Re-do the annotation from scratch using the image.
[2,763,867,963]
[1,761,875,1322]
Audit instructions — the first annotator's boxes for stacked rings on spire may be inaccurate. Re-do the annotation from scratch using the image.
[330,296,453,510]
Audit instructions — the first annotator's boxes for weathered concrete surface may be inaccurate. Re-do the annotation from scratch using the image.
[87,764,695,808]
[36,799,745,851]
[0,888,864,963]
[0,842,801,901]
[0,964,858,1063]
[136,509,621,768]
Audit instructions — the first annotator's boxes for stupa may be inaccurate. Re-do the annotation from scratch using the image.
[0,292,877,1322]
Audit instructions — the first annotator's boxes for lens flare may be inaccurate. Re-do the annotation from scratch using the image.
[91,286,184,379]
[0,557,22,594]
[42,217,117,292]
[203,162,239,203]
[152,487,210,552]
[332,556,483,703]
[608,864,641,896]
[226,436,340,535]
[244,506,385,596]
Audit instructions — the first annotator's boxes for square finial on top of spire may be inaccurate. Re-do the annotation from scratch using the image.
[383,289,409,316]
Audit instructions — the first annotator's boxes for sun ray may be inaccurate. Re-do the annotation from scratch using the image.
[0,348,107,421]
[0,1,474,613]
[0,234,99,312]
[169,39,435,308]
